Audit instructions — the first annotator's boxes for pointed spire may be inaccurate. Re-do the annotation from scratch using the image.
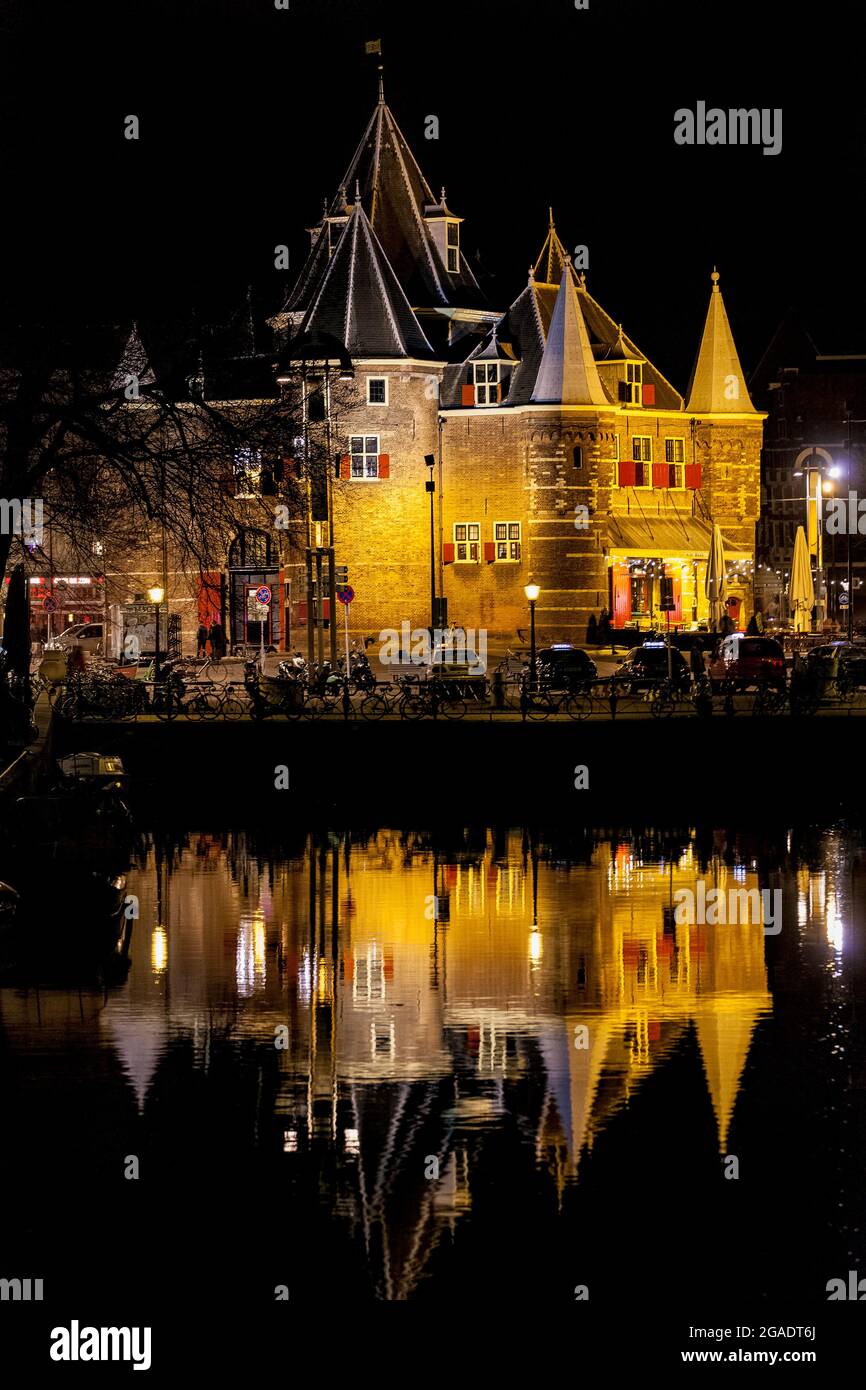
[533,214,570,287]
[378,66,385,104]
[531,260,609,406]
[686,268,757,413]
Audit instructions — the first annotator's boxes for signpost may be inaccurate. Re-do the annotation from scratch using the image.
[254,585,271,668]
[337,583,354,706]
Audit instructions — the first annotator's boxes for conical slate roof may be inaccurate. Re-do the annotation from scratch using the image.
[531,264,610,405]
[280,80,485,320]
[300,199,435,359]
[686,269,757,413]
[533,212,570,287]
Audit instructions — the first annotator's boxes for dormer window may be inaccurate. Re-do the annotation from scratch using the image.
[473,362,500,406]
[446,222,460,273]
[621,362,642,405]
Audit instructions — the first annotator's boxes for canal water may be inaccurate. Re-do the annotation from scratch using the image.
[2,824,865,1311]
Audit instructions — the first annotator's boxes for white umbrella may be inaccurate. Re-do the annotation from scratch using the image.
[789,525,814,633]
[704,524,727,631]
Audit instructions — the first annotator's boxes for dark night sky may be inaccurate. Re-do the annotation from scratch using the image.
[1,0,863,389]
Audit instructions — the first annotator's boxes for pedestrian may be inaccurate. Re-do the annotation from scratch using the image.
[690,639,705,681]
[208,620,226,660]
[598,608,612,648]
[197,622,208,658]
[586,613,598,646]
[719,611,734,638]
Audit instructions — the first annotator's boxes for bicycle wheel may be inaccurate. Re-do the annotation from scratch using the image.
[360,693,388,721]
[304,695,328,720]
[563,693,592,720]
[439,698,467,720]
[398,693,425,719]
[526,693,555,720]
[221,696,246,720]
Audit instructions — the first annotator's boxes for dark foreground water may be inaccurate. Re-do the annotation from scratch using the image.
[2,823,866,1320]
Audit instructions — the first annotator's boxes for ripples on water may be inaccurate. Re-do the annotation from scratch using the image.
[1,825,865,1304]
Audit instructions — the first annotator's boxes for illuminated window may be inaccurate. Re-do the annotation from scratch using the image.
[446,221,460,272]
[234,447,263,497]
[454,522,480,562]
[623,362,643,404]
[665,438,685,487]
[473,362,499,406]
[350,435,380,478]
[494,522,521,561]
[631,436,652,486]
[367,376,388,405]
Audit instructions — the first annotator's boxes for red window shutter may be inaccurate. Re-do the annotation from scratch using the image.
[443,542,455,564]
[642,383,656,406]
[685,463,702,489]
[378,453,390,478]
[339,453,351,480]
[618,460,636,487]
[461,384,475,407]
[322,599,330,621]
[483,541,496,563]
[612,562,630,629]
[298,600,308,625]
[652,462,670,488]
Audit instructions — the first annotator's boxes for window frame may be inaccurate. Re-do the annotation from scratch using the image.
[630,435,653,487]
[454,521,481,563]
[349,434,381,480]
[366,376,388,406]
[473,361,500,407]
[493,521,522,562]
[624,361,643,405]
[233,446,263,499]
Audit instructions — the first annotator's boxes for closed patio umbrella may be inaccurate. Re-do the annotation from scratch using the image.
[789,526,814,633]
[704,524,727,631]
[1,564,31,687]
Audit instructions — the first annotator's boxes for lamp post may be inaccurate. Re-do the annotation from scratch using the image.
[425,453,436,639]
[524,581,540,691]
[148,584,164,682]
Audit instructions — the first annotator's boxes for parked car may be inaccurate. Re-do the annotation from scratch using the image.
[537,645,598,691]
[47,622,104,655]
[805,641,866,691]
[708,633,786,690]
[613,642,691,692]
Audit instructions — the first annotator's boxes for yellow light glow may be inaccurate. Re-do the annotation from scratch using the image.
[529,925,543,962]
[151,926,167,974]
[148,585,165,605]
[524,581,541,602]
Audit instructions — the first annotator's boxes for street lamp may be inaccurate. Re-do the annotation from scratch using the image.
[148,584,164,682]
[524,581,540,690]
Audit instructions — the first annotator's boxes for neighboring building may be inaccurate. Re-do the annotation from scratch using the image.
[750,312,866,625]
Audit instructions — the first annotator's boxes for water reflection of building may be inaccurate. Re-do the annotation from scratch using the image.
[2,826,801,1297]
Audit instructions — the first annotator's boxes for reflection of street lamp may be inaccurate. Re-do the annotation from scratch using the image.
[794,447,832,629]
[524,581,540,690]
[148,584,164,681]
[425,454,436,637]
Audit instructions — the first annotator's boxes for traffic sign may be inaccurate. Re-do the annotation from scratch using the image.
[255,585,272,606]
[335,565,349,585]
[337,586,355,605]
[43,595,58,613]
[839,591,850,608]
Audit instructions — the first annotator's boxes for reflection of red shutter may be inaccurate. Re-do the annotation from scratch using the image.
[461,385,475,406]
[484,541,495,563]
[278,567,286,648]
[378,453,390,478]
[652,463,669,488]
[197,572,222,627]
[339,454,351,479]
[618,460,636,487]
[322,599,330,621]
[642,383,656,406]
[612,562,630,628]
[298,600,308,625]
[443,543,455,564]
[666,565,683,622]
[685,463,702,489]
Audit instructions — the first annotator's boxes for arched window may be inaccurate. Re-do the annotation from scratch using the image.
[228,528,273,569]
[573,445,584,470]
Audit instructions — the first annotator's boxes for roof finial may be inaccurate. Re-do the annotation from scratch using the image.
[711,266,720,292]
[354,178,361,203]
[378,66,384,104]
[528,264,535,283]
[548,206,555,228]
[440,186,447,204]
[577,270,587,289]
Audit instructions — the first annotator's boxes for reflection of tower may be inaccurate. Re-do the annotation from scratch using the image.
[308,834,337,1140]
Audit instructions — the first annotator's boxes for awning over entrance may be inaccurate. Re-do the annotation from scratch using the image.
[607,514,749,558]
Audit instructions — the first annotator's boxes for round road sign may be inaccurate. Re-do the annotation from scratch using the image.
[43,595,58,613]
[337,586,355,605]
[255,585,272,606]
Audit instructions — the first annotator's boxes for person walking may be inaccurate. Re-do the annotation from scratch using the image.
[197,622,208,658]
[585,613,599,646]
[208,620,226,661]
[598,608,612,649]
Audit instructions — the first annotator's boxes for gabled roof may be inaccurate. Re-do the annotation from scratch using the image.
[531,264,610,406]
[279,79,486,322]
[300,199,435,359]
[686,269,757,413]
